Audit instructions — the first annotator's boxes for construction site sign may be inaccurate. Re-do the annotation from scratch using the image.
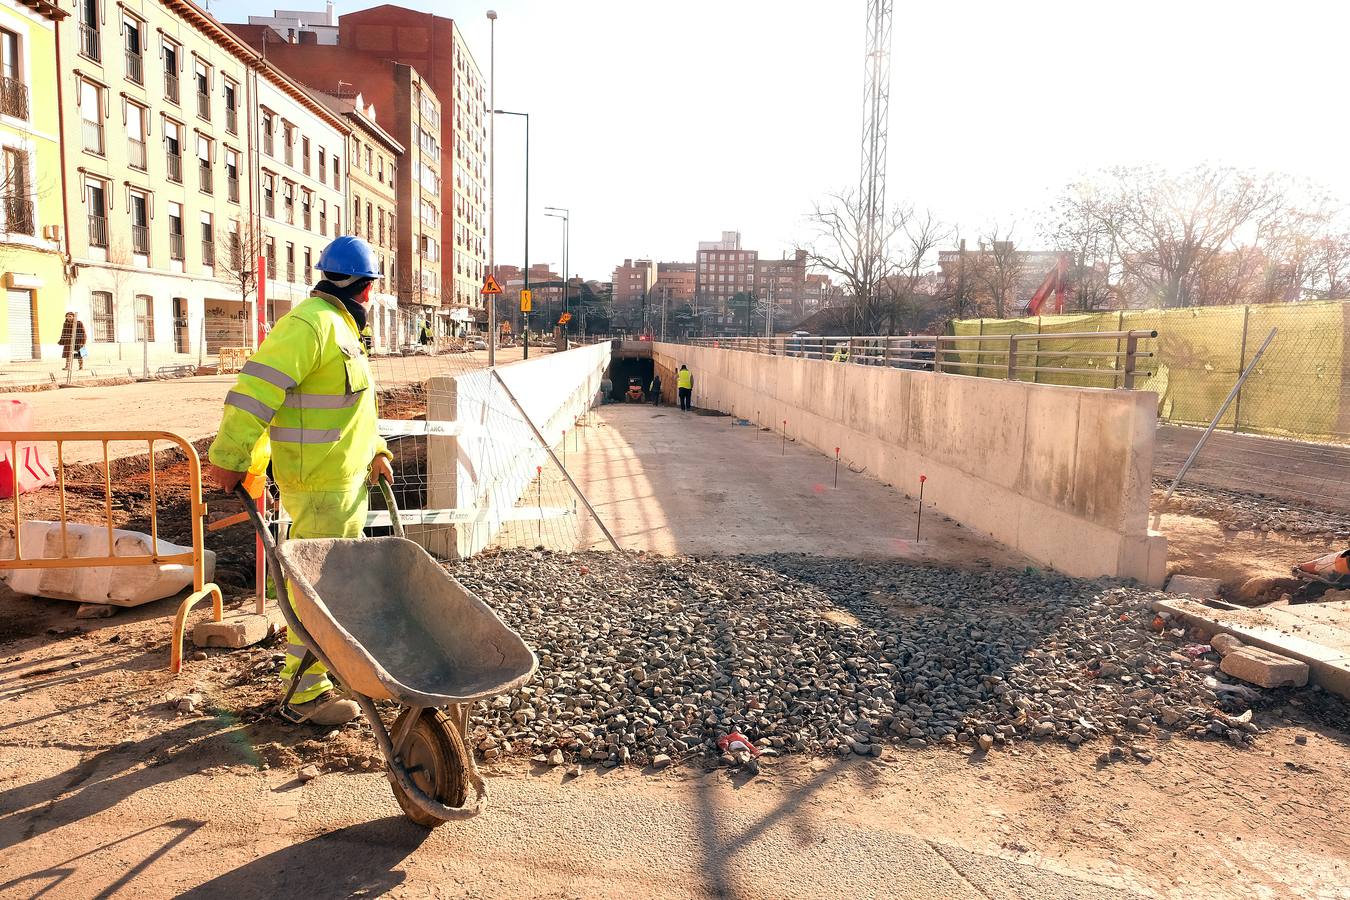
[520,289,532,312]
[481,273,503,295]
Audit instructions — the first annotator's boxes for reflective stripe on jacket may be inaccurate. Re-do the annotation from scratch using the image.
[677,369,692,390]
[209,292,388,493]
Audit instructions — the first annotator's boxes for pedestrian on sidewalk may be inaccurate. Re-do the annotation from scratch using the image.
[649,373,663,406]
[58,312,87,370]
[206,236,392,727]
[677,364,693,412]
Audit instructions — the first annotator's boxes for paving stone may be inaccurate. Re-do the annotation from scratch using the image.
[192,613,272,649]
[1220,646,1309,689]
[1166,575,1223,600]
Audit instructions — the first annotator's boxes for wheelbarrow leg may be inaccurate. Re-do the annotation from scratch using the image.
[276,648,320,723]
[449,703,469,739]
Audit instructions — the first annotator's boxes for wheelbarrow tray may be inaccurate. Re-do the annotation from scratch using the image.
[275,536,536,707]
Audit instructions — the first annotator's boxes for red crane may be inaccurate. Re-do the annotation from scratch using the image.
[1027,254,1071,315]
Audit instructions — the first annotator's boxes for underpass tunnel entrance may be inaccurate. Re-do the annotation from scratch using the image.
[607,356,655,402]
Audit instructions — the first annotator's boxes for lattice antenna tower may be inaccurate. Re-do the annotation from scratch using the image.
[860,0,893,286]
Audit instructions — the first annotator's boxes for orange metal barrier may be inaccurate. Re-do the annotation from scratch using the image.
[218,347,253,375]
[0,430,222,674]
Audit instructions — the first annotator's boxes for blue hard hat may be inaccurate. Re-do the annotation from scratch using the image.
[315,235,381,278]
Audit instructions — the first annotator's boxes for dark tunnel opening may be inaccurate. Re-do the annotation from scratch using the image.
[606,356,656,402]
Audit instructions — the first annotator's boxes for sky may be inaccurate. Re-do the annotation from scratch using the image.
[208,0,1350,281]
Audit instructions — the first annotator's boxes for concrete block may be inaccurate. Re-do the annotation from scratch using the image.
[1211,633,1244,657]
[1220,646,1309,688]
[1167,574,1222,599]
[192,613,273,649]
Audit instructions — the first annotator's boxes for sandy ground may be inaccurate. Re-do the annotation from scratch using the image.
[571,402,1029,569]
[1,592,1348,899]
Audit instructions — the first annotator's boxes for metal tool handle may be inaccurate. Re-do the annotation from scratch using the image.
[375,474,405,539]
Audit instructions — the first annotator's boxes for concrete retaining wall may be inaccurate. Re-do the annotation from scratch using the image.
[653,343,1166,585]
[409,342,611,559]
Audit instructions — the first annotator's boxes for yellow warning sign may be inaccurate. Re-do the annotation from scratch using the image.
[520,289,532,312]
[481,273,502,295]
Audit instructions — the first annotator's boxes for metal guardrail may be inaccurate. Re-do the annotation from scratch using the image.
[685,331,1158,389]
[0,431,222,673]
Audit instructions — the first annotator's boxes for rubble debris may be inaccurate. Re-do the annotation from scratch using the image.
[1210,634,1244,657]
[1166,575,1223,600]
[192,613,272,650]
[75,603,115,619]
[1220,646,1310,689]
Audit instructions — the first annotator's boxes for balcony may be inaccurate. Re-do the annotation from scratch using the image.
[4,196,34,235]
[198,161,212,194]
[169,231,184,260]
[164,71,178,104]
[166,152,182,183]
[318,213,326,235]
[264,195,274,218]
[0,76,29,119]
[196,91,209,120]
[81,120,104,155]
[263,132,273,157]
[128,138,147,170]
[286,259,295,283]
[266,255,276,279]
[225,106,237,134]
[131,223,148,254]
[284,143,293,167]
[284,203,294,226]
[79,23,100,62]
[87,214,108,248]
[125,51,143,85]
[302,155,310,176]
[303,208,311,230]
[201,239,214,267]
[227,175,239,203]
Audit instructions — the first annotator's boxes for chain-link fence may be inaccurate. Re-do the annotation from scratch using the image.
[954,300,1350,445]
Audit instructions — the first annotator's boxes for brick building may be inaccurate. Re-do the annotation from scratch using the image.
[754,249,809,319]
[653,262,695,306]
[612,258,655,308]
[696,231,757,326]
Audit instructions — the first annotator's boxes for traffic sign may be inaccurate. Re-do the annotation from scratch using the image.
[481,273,502,295]
[558,312,572,325]
[520,289,532,312]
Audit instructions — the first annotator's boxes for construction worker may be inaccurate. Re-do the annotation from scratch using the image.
[831,343,850,363]
[677,364,693,411]
[649,372,663,406]
[418,318,434,347]
[206,235,392,726]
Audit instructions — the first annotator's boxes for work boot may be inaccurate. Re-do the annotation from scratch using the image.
[284,690,359,725]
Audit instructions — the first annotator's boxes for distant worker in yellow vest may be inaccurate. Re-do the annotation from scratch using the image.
[831,343,850,363]
[677,364,693,412]
[206,235,393,726]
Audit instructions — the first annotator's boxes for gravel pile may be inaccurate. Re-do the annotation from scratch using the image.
[450,551,1270,768]
[1157,479,1350,538]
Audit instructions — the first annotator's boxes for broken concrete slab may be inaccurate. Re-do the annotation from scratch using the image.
[1153,596,1350,698]
[74,603,115,619]
[1220,646,1309,689]
[1166,575,1222,600]
[1210,633,1243,657]
[192,613,272,650]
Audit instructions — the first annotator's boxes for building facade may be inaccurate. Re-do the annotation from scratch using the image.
[612,258,655,308]
[250,66,349,329]
[0,0,67,364]
[57,0,260,358]
[696,231,757,326]
[754,249,809,320]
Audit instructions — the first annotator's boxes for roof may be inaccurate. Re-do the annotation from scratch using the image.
[310,91,404,154]
[16,0,65,20]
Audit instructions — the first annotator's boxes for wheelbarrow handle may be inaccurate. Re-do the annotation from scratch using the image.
[231,474,403,544]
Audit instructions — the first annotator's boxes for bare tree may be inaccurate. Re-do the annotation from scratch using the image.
[215,223,267,345]
[1044,189,1120,311]
[882,209,949,332]
[970,224,1025,318]
[800,189,904,333]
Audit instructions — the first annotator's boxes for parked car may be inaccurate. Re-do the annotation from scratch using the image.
[469,338,487,351]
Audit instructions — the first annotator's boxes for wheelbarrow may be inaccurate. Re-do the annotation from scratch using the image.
[235,480,537,827]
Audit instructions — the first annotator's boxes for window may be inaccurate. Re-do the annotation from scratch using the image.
[318,198,327,235]
[163,119,182,183]
[262,173,274,217]
[122,15,144,84]
[194,61,210,120]
[316,146,325,180]
[91,291,114,342]
[223,78,237,133]
[125,100,147,169]
[334,208,340,236]
[377,155,383,183]
[378,208,385,246]
[261,111,274,156]
[167,200,183,260]
[197,135,212,193]
[78,0,100,62]
[85,178,107,247]
[301,189,311,229]
[228,223,240,268]
[162,39,180,103]
[352,195,360,229]
[303,246,311,274]
[331,154,340,189]
[0,28,27,120]
[365,146,372,175]
[200,211,214,267]
[282,180,294,224]
[286,241,295,283]
[134,295,154,342]
[225,148,239,202]
[2,147,31,234]
[79,79,103,155]
[129,190,148,254]
[301,136,310,175]
[282,122,293,166]
[365,201,372,241]
[265,237,275,279]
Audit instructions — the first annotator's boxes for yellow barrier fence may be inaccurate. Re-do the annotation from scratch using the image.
[954,301,1350,443]
[0,430,223,673]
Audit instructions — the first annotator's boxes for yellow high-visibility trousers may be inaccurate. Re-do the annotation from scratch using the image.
[278,487,368,704]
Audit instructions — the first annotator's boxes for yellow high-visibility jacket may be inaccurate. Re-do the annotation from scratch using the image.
[677,369,693,390]
[209,292,389,493]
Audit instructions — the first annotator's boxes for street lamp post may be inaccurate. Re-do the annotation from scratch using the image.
[544,206,569,337]
[486,10,497,366]
[493,109,529,358]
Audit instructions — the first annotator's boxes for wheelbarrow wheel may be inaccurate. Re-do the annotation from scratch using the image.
[387,707,469,828]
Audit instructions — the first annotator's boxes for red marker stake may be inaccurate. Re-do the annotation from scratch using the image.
[834,447,840,488]
[782,420,787,456]
[536,465,543,543]
[916,474,927,541]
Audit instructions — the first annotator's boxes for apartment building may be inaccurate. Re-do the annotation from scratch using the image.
[612,258,655,308]
[223,29,447,333]
[0,0,66,364]
[57,0,261,356]
[653,262,696,306]
[754,250,809,319]
[317,89,403,351]
[695,231,757,325]
[251,68,349,325]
